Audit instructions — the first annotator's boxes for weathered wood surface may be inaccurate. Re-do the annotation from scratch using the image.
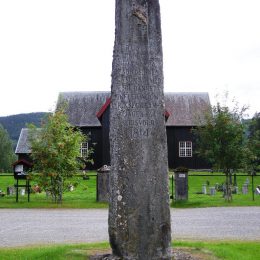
[109,0,171,259]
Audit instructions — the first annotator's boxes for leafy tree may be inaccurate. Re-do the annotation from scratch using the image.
[249,112,260,134]
[0,124,16,172]
[193,101,248,201]
[29,108,89,204]
[246,112,260,172]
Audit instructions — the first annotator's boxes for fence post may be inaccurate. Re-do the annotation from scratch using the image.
[171,174,174,200]
[27,180,30,202]
[252,172,255,201]
[96,174,99,202]
[16,179,19,202]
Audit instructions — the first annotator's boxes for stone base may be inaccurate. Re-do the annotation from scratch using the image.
[89,248,203,260]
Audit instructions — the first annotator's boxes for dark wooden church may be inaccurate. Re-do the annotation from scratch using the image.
[16,91,211,170]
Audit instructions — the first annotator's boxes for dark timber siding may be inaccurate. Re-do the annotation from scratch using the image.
[18,153,33,163]
[16,125,211,170]
[166,126,209,169]
[81,127,102,170]
[81,124,210,170]
[82,124,210,170]
[101,106,110,166]
[15,92,212,171]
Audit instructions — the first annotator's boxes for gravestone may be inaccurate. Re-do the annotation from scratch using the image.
[97,165,110,202]
[20,188,25,196]
[209,187,216,195]
[7,186,15,195]
[109,0,171,259]
[242,184,248,194]
[202,184,207,194]
[174,171,188,201]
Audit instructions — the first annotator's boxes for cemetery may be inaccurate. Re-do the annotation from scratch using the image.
[0,171,259,208]
[0,0,259,259]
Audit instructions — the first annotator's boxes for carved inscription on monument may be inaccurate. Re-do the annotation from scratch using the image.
[115,90,159,139]
[109,1,171,259]
[113,52,162,139]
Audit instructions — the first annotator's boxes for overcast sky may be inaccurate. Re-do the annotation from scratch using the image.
[0,0,259,117]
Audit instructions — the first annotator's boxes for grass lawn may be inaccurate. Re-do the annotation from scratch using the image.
[0,171,259,208]
[0,173,107,209]
[173,240,260,260]
[0,241,259,259]
[170,172,260,208]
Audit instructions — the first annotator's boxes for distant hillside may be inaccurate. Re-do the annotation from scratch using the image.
[0,112,50,149]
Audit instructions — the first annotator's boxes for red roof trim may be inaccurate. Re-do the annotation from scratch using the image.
[12,159,33,167]
[96,97,111,119]
[164,110,170,118]
[97,98,170,121]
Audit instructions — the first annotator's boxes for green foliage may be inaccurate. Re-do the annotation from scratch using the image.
[28,108,88,204]
[194,103,247,172]
[248,112,260,136]
[246,112,260,172]
[193,99,248,201]
[0,112,49,148]
[0,124,16,172]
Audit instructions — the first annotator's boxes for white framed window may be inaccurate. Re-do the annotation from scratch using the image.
[179,141,192,157]
[80,142,88,158]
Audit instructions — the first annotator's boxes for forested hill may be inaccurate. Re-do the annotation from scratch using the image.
[0,112,49,148]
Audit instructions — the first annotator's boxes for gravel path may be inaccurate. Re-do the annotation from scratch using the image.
[0,207,259,247]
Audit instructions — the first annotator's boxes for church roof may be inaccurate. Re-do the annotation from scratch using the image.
[58,91,210,127]
[15,128,41,154]
[164,92,210,126]
[58,91,110,127]
[15,128,31,154]
[16,91,210,154]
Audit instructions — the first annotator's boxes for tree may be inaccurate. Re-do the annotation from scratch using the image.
[193,101,248,201]
[29,108,88,204]
[0,124,16,172]
[246,112,260,172]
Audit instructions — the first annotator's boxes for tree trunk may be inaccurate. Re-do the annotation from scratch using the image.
[225,171,232,202]
[109,0,171,259]
[50,176,56,203]
[57,176,63,204]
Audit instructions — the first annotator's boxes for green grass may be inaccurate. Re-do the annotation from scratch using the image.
[170,172,260,208]
[0,241,259,259]
[174,240,260,260]
[0,173,108,209]
[0,242,109,260]
[1,172,260,208]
